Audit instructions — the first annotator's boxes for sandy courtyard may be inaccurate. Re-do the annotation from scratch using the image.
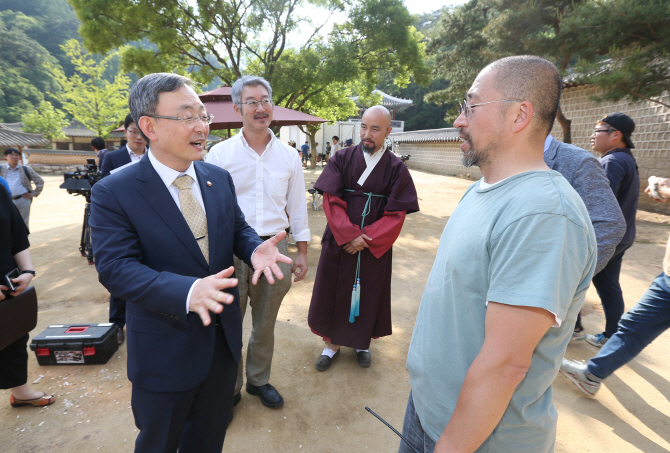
[1,168,669,452]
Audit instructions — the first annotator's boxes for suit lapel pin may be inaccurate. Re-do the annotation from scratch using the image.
[207,181,212,186]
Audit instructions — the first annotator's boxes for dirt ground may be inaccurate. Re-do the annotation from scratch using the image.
[1,169,669,453]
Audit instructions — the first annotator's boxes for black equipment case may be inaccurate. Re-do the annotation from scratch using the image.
[29,323,119,365]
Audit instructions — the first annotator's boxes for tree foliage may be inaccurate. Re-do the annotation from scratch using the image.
[0,11,59,122]
[564,0,670,109]
[0,0,81,76]
[69,0,429,164]
[425,0,670,142]
[21,100,69,144]
[50,40,130,137]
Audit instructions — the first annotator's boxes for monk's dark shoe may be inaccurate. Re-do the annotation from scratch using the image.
[357,351,371,367]
[233,392,241,407]
[315,349,340,371]
[246,383,284,408]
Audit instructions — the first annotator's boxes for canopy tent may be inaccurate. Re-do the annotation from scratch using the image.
[200,87,328,133]
[114,86,327,137]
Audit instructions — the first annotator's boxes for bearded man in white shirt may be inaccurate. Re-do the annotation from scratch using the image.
[206,76,310,409]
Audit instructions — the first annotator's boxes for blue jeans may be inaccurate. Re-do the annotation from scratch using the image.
[591,241,633,337]
[588,272,670,380]
[398,391,436,453]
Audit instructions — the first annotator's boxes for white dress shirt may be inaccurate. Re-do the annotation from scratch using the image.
[357,146,386,186]
[205,128,310,242]
[147,150,205,313]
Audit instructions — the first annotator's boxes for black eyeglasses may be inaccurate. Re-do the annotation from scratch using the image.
[145,114,214,126]
[592,129,616,135]
[458,98,522,118]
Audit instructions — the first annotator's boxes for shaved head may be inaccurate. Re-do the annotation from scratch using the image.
[360,105,393,154]
[363,105,392,127]
[481,55,561,137]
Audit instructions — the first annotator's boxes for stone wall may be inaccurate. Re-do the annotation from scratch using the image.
[26,149,98,166]
[551,85,670,213]
[392,140,482,180]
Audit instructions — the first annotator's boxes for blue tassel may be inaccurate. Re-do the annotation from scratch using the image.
[354,278,361,317]
[349,285,357,323]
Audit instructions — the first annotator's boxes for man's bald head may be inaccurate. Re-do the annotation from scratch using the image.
[362,105,392,128]
[480,55,562,137]
[360,105,393,154]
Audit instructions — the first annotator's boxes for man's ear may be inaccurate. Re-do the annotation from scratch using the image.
[138,116,158,142]
[233,104,242,119]
[511,101,534,133]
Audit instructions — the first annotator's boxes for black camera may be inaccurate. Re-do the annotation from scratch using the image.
[60,158,100,198]
[60,158,100,265]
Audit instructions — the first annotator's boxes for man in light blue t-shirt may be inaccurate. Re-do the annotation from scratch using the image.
[401,56,597,453]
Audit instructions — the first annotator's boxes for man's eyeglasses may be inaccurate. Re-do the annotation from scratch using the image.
[145,114,214,126]
[592,129,616,135]
[458,98,522,118]
[238,99,273,109]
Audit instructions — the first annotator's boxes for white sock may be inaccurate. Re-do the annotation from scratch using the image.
[355,349,369,353]
[321,347,338,358]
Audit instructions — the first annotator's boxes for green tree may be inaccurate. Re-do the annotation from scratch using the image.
[68,0,429,167]
[564,0,670,109]
[427,0,670,143]
[0,11,59,122]
[50,39,130,137]
[21,100,69,146]
[0,0,81,77]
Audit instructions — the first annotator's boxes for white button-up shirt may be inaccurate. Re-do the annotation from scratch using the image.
[205,129,310,242]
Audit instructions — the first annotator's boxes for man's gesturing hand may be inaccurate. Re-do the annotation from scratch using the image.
[251,230,293,285]
[343,234,371,254]
[189,266,238,326]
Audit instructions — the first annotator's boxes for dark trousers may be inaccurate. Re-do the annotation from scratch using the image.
[109,295,126,329]
[0,333,29,389]
[131,322,237,453]
[592,241,633,337]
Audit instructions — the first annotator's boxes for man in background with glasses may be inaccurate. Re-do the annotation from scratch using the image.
[206,75,310,410]
[100,113,148,179]
[584,112,639,348]
[0,147,44,228]
[99,113,148,345]
[402,56,597,453]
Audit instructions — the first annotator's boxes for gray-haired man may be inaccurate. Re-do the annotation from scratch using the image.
[206,76,310,409]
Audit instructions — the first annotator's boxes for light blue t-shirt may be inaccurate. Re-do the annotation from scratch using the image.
[406,170,596,452]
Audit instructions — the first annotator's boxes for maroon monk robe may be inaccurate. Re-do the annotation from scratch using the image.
[308,144,419,350]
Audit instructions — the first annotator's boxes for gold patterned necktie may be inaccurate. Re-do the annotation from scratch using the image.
[173,174,209,264]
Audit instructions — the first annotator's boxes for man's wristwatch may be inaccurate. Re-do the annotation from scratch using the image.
[21,270,36,276]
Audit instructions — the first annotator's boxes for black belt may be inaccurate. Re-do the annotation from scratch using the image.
[12,195,24,200]
[260,228,290,241]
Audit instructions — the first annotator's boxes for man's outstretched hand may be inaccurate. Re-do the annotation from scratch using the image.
[251,230,293,285]
[189,266,238,326]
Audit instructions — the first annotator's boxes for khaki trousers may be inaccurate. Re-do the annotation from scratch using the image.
[12,197,31,228]
[235,238,292,394]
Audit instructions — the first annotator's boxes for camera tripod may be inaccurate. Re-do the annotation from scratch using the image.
[79,194,94,265]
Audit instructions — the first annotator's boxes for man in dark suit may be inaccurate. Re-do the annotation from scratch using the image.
[90,72,291,453]
[99,113,148,344]
[100,113,147,178]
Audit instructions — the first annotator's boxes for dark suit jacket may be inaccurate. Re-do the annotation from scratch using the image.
[100,146,132,178]
[545,137,626,274]
[90,156,262,392]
